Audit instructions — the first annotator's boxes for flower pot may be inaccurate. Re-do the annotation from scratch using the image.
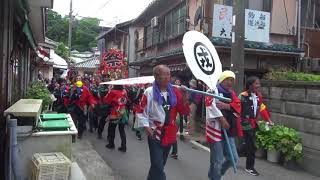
[267,150,280,163]
[255,149,266,159]
[284,159,300,171]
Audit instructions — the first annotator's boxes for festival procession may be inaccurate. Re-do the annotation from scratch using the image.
[1,0,320,180]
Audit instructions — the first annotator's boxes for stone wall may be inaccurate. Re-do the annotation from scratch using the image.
[261,80,320,176]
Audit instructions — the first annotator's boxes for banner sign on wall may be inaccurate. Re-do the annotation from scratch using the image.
[212,4,270,43]
[244,9,270,42]
[212,4,233,39]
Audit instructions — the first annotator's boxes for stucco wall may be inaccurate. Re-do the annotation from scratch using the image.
[271,0,297,35]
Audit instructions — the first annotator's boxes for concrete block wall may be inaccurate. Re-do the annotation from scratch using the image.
[261,80,320,176]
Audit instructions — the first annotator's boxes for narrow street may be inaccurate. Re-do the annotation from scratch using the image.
[84,126,210,180]
[81,122,319,180]
[2,0,320,179]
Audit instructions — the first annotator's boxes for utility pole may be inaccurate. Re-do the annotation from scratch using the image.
[68,0,73,57]
[231,0,245,94]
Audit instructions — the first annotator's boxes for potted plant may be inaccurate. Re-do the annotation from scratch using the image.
[276,126,303,170]
[26,81,53,112]
[255,121,270,158]
[265,125,281,163]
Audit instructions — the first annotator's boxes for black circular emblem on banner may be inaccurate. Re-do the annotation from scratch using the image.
[193,42,215,75]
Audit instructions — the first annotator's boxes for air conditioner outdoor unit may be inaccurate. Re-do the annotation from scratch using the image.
[151,16,159,28]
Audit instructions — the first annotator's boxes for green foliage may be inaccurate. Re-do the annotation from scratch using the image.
[55,43,69,61]
[264,68,320,82]
[261,123,279,151]
[256,121,271,149]
[47,9,101,52]
[47,10,69,44]
[256,122,303,161]
[26,82,53,111]
[274,125,303,161]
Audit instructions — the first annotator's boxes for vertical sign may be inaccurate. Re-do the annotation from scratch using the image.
[212,4,270,43]
[212,4,233,39]
[245,9,270,43]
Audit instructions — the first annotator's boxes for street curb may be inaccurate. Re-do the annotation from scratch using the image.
[70,162,87,180]
[190,140,210,152]
[72,140,115,180]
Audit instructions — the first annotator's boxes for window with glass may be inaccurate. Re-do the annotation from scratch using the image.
[225,0,233,6]
[144,2,186,48]
[145,25,153,48]
[247,0,271,12]
[167,3,187,38]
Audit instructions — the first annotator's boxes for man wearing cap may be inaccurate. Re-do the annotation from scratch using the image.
[69,80,96,139]
[205,70,242,180]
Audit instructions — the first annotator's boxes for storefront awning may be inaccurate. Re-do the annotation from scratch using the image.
[50,49,68,69]
[211,37,304,57]
[129,48,184,66]
[22,22,37,49]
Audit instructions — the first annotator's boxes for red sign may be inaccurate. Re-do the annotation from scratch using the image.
[99,48,128,79]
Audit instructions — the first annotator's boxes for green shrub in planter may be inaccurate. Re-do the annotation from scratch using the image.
[264,69,320,82]
[256,121,271,150]
[256,122,280,151]
[256,122,303,163]
[26,81,53,111]
[275,126,303,162]
[265,127,280,151]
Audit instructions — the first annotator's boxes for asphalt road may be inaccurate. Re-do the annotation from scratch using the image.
[82,125,320,180]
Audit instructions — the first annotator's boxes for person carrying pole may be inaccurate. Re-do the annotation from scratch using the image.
[206,70,243,180]
[136,65,189,180]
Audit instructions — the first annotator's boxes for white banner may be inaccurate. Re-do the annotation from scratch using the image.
[212,4,270,43]
[183,31,222,90]
[245,9,270,43]
[212,4,233,39]
[100,76,154,85]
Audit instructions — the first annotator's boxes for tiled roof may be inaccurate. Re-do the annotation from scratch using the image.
[96,20,133,40]
[130,48,183,66]
[130,37,303,66]
[211,37,303,53]
[74,57,100,69]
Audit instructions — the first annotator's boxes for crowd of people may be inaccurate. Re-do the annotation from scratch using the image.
[46,74,149,152]
[134,65,272,180]
[45,64,272,180]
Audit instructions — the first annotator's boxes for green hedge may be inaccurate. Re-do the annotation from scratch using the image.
[264,72,320,82]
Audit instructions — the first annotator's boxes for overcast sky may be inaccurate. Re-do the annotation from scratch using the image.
[53,0,152,27]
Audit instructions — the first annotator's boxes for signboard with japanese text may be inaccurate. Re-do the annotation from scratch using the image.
[212,4,270,43]
[245,9,270,43]
[212,4,233,39]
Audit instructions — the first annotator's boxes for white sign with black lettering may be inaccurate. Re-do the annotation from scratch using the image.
[182,31,222,90]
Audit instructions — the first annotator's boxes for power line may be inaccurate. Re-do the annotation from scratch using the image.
[75,25,99,36]
[96,0,113,14]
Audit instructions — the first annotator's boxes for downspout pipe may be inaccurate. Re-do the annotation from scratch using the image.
[298,0,301,48]
[304,42,310,57]
[5,116,12,180]
[7,118,22,180]
[297,0,302,71]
